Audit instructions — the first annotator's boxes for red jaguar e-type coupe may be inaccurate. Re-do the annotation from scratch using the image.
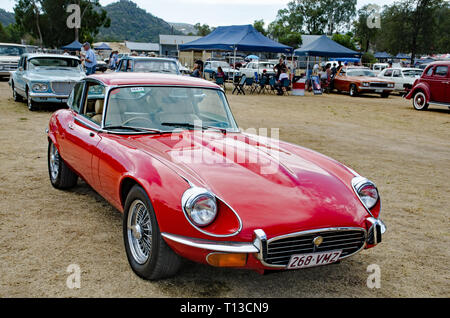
[47,73,386,280]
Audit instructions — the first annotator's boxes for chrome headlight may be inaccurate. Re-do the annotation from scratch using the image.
[387,83,394,88]
[32,83,48,92]
[182,187,217,227]
[362,82,369,87]
[352,176,379,210]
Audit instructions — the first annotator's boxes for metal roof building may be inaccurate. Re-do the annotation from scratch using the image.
[159,35,202,57]
[125,41,160,53]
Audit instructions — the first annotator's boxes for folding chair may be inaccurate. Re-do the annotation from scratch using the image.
[244,77,254,94]
[215,76,226,92]
[282,79,291,95]
[257,76,268,94]
[232,75,246,95]
[268,76,277,94]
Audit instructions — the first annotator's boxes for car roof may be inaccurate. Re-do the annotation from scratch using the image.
[0,42,27,47]
[24,53,80,60]
[126,56,176,62]
[428,60,450,66]
[89,72,221,88]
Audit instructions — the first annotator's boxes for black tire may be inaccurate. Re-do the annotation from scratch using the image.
[412,90,429,111]
[26,87,38,111]
[12,82,23,102]
[381,92,390,98]
[123,185,182,280]
[349,84,358,97]
[48,140,78,189]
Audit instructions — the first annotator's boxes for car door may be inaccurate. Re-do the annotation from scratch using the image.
[14,56,27,95]
[60,80,103,187]
[391,69,404,90]
[429,65,448,103]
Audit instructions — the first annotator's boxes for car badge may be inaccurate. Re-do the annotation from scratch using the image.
[313,236,323,247]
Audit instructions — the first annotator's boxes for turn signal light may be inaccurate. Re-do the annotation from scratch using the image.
[206,253,247,267]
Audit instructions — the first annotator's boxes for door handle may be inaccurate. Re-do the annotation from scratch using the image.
[68,123,74,130]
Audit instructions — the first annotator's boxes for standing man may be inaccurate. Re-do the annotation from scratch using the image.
[82,42,97,75]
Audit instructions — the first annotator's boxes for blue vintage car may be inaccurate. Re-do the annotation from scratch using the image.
[10,53,85,111]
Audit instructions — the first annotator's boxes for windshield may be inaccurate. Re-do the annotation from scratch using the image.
[0,45,25,56]
[346,69,376,77]
[28,57,81,70]
[104,86,238,132]
[402,69,423,77]
[133,60,179,74]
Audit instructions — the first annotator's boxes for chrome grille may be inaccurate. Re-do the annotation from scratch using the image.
[265,229,366,266]
[0,63,18,71]
[370,82,388,88]
[51,81,76,95]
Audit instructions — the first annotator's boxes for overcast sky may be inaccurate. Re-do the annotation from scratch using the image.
[0,0,396,26]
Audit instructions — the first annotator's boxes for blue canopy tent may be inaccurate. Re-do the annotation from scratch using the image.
[374,52,393,60]
[179,25,292,81]
[396,53,411,59]
[94,42,112,50]
[179,25,292,53]
[294,35,361,76]
[61,40,82,51]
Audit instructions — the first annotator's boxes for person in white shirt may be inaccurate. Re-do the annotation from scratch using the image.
[275,69,289,95]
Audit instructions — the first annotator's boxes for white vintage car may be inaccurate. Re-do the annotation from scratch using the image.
[239,61,276,79]
[10,53,86,111]
[0,42,28,78]
[377,67,423,93]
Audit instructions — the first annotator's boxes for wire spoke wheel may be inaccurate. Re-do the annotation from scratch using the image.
[49,142,60,181]
[127,199,153,265]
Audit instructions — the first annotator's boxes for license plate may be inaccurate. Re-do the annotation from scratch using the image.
[375,89,383,93]
[287,250,342,269]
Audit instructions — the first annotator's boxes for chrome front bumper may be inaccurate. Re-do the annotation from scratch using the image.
[29,92,70,99]
[162,219,386,269]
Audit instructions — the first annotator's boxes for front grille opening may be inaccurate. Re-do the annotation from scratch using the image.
[265,229,366,266]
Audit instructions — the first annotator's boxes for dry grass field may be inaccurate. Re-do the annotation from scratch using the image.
[0,79,448,298]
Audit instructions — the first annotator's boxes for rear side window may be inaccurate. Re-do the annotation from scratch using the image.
[435,66,448,76]
[67,82,84,113]
[426,66,434,76]
[384,69,393,77]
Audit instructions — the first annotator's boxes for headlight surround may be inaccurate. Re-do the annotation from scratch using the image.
[182,187,217,227]
[362,82,369,87]
[387,83,394,88]
[352,176,379,211]
[32,83,49,92]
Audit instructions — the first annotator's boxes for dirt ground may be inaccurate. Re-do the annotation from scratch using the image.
[0,79,448,298]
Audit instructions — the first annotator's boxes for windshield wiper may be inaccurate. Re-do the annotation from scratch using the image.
[103,125,163,134]
[160,122,229,133]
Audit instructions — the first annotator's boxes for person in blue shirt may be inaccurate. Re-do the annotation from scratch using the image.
[82,42,97,75]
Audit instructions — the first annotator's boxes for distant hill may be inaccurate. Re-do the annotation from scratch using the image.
[169,22,197,35]
[0,9,15,26]
[98,0,183,42]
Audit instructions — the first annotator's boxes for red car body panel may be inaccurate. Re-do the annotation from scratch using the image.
[48,73,384,271]
[405,61,450,104]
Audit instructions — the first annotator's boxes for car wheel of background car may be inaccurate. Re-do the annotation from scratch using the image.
[381,92,390,98]
[412,91,429,111]
[26,87,38,111]
[48,140,78,189]
[123,185,182,280]
[349,84,358,97]
[12,83,23,102]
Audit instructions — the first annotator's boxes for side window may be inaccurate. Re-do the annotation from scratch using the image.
[82,82,105,125]
[67,82,84,113]
[434,66,448,77]
[426,66,434,76]
[120,60,128,72]
[392,70,401,77]
[384,69,393,77]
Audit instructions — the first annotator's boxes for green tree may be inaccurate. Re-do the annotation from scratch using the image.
[332,33,357,51]
[353,4,381,52]
[194,23,212,36]
[13,0,110,47]
[268,2,303,47]
[253,19,267,36]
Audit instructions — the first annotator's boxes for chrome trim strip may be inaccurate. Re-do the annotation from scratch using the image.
[161,233,258,253]
[351,176,376,218]
[257,227,367,269]
[29,93,70,98]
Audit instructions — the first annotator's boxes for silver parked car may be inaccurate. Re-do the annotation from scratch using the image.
[10,53,85,111]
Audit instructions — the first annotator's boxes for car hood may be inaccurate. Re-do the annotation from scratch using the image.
[26,68,85,81]
[128,131,369,238]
